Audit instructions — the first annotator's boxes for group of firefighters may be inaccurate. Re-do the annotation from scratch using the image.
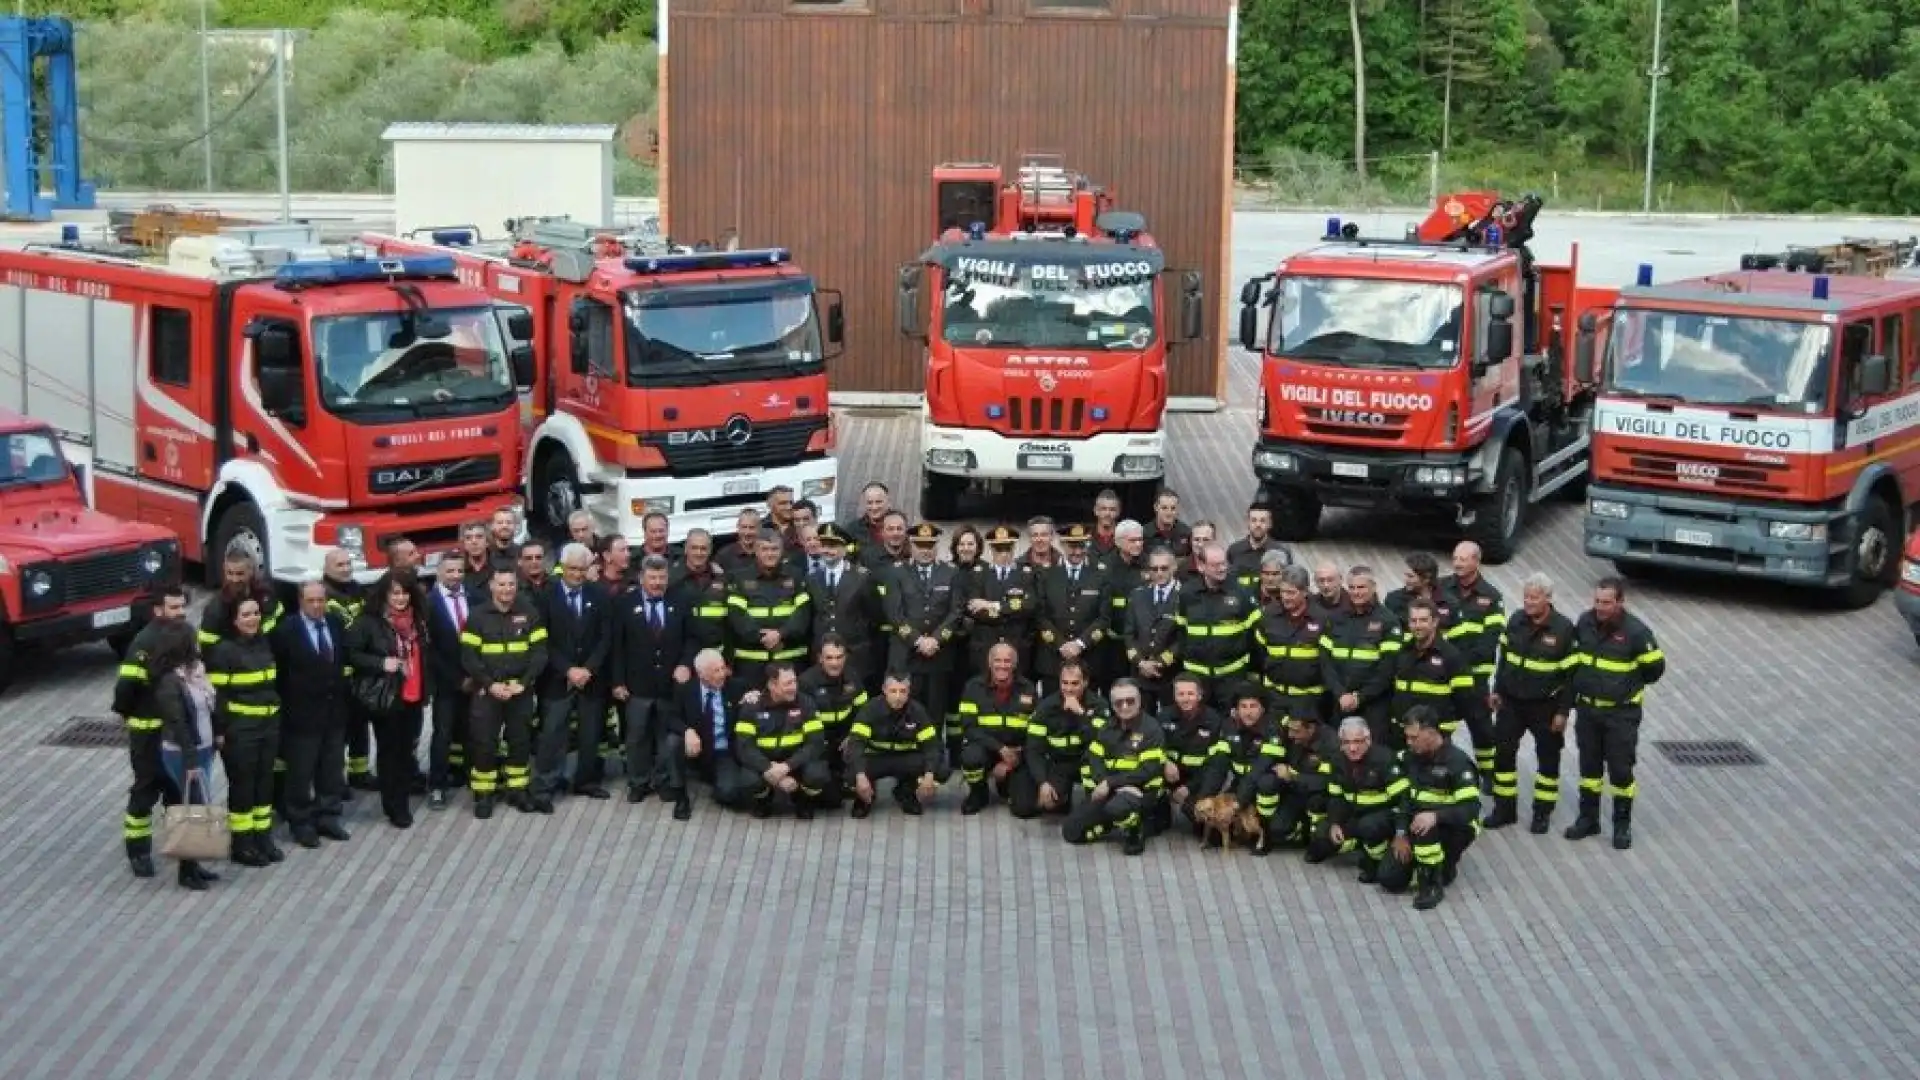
[110,482,1665,912]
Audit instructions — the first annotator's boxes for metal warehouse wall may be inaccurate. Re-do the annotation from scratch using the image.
[660,0,1236,399]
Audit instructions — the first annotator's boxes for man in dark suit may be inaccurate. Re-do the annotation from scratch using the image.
[664,648,756,820]
[273,579,352,848]
[423,553,473,811]
[612,553,697,804]
[806,524,878,684]
[534,542,612,805]
[1124,546,1184,714]
[884,523,961,724]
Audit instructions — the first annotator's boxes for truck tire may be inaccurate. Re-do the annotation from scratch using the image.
[1831,498,1899,610]
[1469,446,1528,565]
[209,502,270,588]
[920,471,962,521]
[535,451,581,539]
[1264,488,1321,542]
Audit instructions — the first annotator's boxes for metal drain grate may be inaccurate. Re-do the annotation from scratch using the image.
[1654,739,1764,767]
[41,716,128,749]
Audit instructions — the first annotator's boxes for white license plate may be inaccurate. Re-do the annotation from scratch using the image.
[722,478,760,497]
[1024,454,1067,470]
[91,606,131,630]
[1672,528,1715,547]
[1331,461,1370,479]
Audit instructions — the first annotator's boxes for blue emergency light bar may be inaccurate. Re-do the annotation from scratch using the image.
[1636,264,1654,287]
[1813,276,1831,300]
[624,248,791,275]
[274,255,459,288]
[432,228,477,246]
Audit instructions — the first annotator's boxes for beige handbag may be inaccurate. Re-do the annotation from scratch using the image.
[161,772,231,862]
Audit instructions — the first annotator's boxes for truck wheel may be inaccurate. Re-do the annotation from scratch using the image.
[1832,498,1899,610]
[1470,446,1528,565]
[536,451,581,539]
[208,502,269,588]
[1265,489,1321,541]
[920,471,962,521]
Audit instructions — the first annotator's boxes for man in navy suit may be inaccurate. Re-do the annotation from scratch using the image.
[534,543,612,806]
[272,579,352,848]
[423,553,473,811]
[612,554,698,804]
[664,649,755,820]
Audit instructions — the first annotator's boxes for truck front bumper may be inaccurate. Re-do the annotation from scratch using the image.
[921,421,1166,484]
[597,460,838,546]
[1251,439,1480,510]
[1583,484,1851,586]
[278,493,525,586]
[13,596,147,646]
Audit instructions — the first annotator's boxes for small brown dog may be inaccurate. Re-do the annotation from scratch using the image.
[1194,794,1266,852]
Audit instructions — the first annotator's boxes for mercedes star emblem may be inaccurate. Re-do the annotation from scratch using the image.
[724,415,754,446]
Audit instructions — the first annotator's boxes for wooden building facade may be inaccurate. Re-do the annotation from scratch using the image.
[659,0,1237,399]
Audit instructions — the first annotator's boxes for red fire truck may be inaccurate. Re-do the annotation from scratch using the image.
[1236,193,1613,562]
[0,407,179,691]
[366,221,844,543]
[1585,250,1920,608]
[895,156,1205,519]
[0,227,527,586]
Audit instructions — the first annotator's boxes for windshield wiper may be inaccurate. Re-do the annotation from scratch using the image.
[1605,387,1685,402]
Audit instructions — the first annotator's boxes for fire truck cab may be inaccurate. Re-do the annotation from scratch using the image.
[0,226,528,586]
[1585,262,1920,607]
[0,407,179,691]
[1238,195,1608,562]
[896,157,1205,520]
[367,221,844,545]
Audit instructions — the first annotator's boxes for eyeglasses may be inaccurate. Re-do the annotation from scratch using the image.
[1110,696,1139,706]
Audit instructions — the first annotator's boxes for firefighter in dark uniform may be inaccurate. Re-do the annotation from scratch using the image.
[805,524,878,685]
[1565,576,1665,850]
[1011,659,1105,819]
[955,642,1038,814]
[845,672,942,817]
[1034,524,1111,692]
[199,552,289,804]
[1255,562,1334,723]
[726,529,811,689]
[1383,551,1441,623]
[884,523,962,743]
[1154,673,1227,834]
[1306,716,1410,883]
[1388,598,1482,753]
[206,597,283,867]
[1324,566,1403,747]
[669,530,732,658]
[1225,504,1292,592]
[460,566,549,818]
[1122,546,1182,714]
[1201,687,1282,848]
[1438,541,1506,780]
[1062,679,1165,856]
[1099,523,1150,684]
[798,636,868,799]
[1487,572,1578,833]
[112,585,189,879]
[967,526,1036,677]
[1378,706,1481,910]
[320,550,375,793]
[1252,711,1341,850]
[1172,541,1256,710]
[733,662,832,818]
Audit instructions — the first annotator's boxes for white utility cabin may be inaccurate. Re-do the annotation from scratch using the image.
[381,122,618,239]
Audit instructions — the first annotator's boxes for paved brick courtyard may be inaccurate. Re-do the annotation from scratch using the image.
[3,212,1919,1079]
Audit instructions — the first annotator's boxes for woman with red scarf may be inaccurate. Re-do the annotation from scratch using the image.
[345,570,431,828]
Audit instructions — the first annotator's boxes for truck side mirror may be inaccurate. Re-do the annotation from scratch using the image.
[818,288,846,359]
[897,265,925,341]
[1238,304,1260,352]
[258,363,302,419]
[1238,278,1263,306]
[1482,320,1514,369]
[1858,353,1892,396]
[1488,293,1517,320]
[506,311,534,341]
[510,344,535,389]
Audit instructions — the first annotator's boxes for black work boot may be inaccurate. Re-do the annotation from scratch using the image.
[849,797,872,819]
[1564,792,1603,841]
[231,833,270,868]
[127,839,156,878]
[473,795,495,820]
[1356,856,1380,884]
[177,861,209,892]
[1611,800,1634,850]
[672,792,693,821]
[1482,796,1518,830]
[1529,803,1553,835]
[1412,868,1445,911]
[1121,822,1146,856]
[961,782,990,816]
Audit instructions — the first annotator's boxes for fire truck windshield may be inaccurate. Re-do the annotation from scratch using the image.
[0,428,68,488]
[622,278,823,388]
[314,306,515,419]
[939,272,1156,350]
[1272,276,1463,368]
[1604,309,1834,411]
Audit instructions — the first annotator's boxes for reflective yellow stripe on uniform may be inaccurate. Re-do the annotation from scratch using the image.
[117,663,149,681]
[207,668,277,686]
[956,700,1028,732]
[126,717,163,732]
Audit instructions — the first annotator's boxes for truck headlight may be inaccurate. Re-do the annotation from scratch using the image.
[1116,454,1162,476]
[801,478,835,499]
[1767,522,1826,541]
[334,525,366,555]
[631,497,676,517]
[1253,450,1296,472]
[1902,561,1920,585]
[927,449,972,469]
[140,548,165,575]
[26,569,53,597]
[1589,499,1629,520]
[1414,465,1465,486]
